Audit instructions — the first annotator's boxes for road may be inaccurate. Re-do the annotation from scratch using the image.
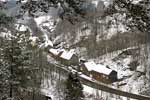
[54,63,150,100]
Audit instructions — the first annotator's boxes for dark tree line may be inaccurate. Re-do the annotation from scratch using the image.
[0,13,42,100]
[106,0,150,41]
[17,0,86,24]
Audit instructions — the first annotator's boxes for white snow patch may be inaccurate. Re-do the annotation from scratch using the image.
[34,16,52,25]
[83,85,95,94]
[132,0,143,4]
[80,74,92,81]
[15,24,28,32]
[136,65,145,73]
[49,48,64,56]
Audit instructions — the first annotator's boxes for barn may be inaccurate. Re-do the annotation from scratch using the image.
[80,61,118,83]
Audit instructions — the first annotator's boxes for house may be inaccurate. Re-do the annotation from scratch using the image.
[80,61,118,83]
[59,49,79,66]
[48,48,79,65]
[48,48,64,58]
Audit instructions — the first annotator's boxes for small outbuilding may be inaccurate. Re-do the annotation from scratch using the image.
[80,61,118,83]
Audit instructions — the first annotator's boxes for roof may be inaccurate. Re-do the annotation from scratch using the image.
[49,48,64,56]
[84,61,112,75]
[60,49,75,60]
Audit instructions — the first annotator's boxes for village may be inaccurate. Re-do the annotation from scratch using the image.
[30,36,119,85]
[1,0,150,100]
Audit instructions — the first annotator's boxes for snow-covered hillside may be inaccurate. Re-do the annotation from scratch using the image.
[1,0,150,100]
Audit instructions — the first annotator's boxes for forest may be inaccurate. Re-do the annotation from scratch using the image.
[0,0,150,100]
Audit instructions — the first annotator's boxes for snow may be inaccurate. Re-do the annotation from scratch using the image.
[29,36,38,46]
[49,48,64,56]
[0,0,8,2]
[80,74,92,81]
[0,32,8,38]
[29,36,38,42]
[84,61,97,71]
[34,16,52,26]
[132,0,143,4]
[91,0,99,7]
[90,45,150,99]
[41,70,67,100]
[20,0,28,3]
[39,34,53,48]
[101,0,113,7]
[136,65,145,73]
[84,61,113,75]
[41,88,54,98]
[0,31,14,39]
[44,39,53,47]
[15,24,28,32]
[83,85,95,94]
[60,49,75,60]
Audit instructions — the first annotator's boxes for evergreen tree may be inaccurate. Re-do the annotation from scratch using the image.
[0,13,42,99]
[106,0,150,37]
[65,72,84,100]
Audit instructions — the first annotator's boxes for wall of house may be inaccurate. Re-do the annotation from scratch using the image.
[59,55,79,66]
[90,71,111,84]
[79,65,90,76]
[108,71,118,82]
[79,65,113,84]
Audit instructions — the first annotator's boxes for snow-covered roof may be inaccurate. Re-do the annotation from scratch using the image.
[60,49,75,60]
[84,61,97,71]
[84,61,113,75]
[49,48,64,56]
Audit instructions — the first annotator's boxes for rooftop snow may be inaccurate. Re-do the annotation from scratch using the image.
[49,48,64,56]
[60,49,75,60]
[84,61,112,75]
